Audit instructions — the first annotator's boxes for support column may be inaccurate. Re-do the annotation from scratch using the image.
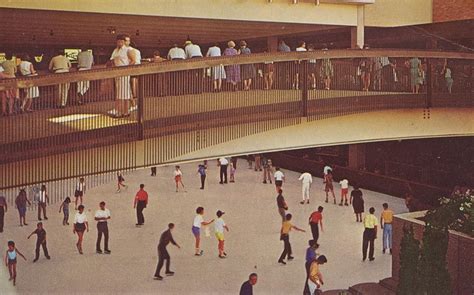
[348,144,366,170]
[357,5,365,48]
[267,36,278,52]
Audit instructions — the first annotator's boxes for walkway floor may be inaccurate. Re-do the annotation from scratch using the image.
[0,159,407,294]
[1,89,403,144]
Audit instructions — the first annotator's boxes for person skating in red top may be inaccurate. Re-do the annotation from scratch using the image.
[308,206,324,243]
[134,184,148,226]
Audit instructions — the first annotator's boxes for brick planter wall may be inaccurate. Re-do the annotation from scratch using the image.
[433,0,474,22]
[392,212,474,295]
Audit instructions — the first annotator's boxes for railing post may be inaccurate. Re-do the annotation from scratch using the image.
[301,60,308,117]
[137,75,145,140]
[426,58,432,108]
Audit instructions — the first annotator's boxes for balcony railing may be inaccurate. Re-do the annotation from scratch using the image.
[0,49,472,189]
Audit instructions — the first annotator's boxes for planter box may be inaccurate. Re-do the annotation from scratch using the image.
[392,211,474,295]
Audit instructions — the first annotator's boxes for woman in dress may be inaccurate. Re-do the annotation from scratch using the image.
[15,188,31,227]
[350,185,365,222]
[73,205,89,254]
[320,45,334,90]
[18,54,39,112]
[206,43,226,92]
[223,41,240,91]
[239,41,256,91]
[324,170,336,204]
[407,57,422,94]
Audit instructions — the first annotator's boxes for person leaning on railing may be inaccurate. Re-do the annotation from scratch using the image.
[0,54,17,116]
[108,33,136,118]
[18,54,39,112]
[48,50,71,108]
[76,47,94,104]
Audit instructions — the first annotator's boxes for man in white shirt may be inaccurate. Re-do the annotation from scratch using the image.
[94,201,111,254]
[184,40,203,59]
[126,38,141,110]
[218,157,229,184]
[110,34,135,118]
[274,167,285,192]
[167,44,186,60]
[214,210,229,258]
[49,50,72,108]
[298,172,313,204]
[76,47,94,103]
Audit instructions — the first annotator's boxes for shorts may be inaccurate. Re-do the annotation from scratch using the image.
[75,223,86,233]
[18,207,27,217]
[215,232,225,241]
[275,180,283,187]
[175,175,181,183]
[8,258,17,266]
[75,190,83,197]
[341,188,348,195]
[192,226,200,238]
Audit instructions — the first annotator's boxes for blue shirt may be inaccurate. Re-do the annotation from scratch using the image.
[306,247,316,263]
[278,43,291,52]
[198,166,206,176]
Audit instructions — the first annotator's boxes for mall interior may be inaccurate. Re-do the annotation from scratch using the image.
[0,1,473,294]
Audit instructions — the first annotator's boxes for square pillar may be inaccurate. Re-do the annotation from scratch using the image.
[348,144,366,170]
[351,5,365,49]
[267,36,278,52]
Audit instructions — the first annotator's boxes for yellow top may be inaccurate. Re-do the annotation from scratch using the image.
[281,221,293,235]
[381,209,394,224]
[363,214,378,229]
[309,261,321,283]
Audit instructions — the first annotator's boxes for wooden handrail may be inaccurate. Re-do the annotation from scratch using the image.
[1,49,473,90]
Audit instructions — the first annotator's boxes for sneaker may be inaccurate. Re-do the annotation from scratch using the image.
[24,223,28,226]
[154,276,163,280]
[46,256,51,260]
[223,252,227,256]
[218,255,226,259]
[345,203,349,206]
[165,271,175,276]
[383,249,386,254]
[33,258,38,263]
[97,250,103,254]
[288,256,294,260]
[325,199,328,203]
[369,257,375,261]
[263,181,267,184]
[300,201,305,205]
[278,260,286,265]
[306,201,310,204]
[44,217,48,220]
[104,250,111,254]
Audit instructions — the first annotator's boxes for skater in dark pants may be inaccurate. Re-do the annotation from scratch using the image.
[218,157,228,184]
[362,207,378,261]
[240,273,258,295]
[308,206,324,243]
[133,184,148,226]
[197,164,207,189]
[154,223,180,280]
[27,222,50,262]
[278,214,305,265]
[0,194,7,233]
[150,166,157,176]
[95,201,111,254]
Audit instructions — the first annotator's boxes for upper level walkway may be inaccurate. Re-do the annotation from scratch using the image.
[0,49,473,189]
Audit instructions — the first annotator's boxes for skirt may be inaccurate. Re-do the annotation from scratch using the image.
[75,222,86,233]
[114,76,132,100]
[212,65,226,80]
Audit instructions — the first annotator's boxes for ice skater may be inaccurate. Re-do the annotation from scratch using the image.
[5,240,27,286]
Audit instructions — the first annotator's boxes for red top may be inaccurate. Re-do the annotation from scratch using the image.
[309,211,322,224]
[135,190,148,203]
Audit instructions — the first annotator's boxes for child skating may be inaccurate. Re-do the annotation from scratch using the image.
[116,172,127,193]
[174,166,186,192]
[5,240,27,286]
[229,163,236,183]
[59,197,71,225]
[339,178,349,206]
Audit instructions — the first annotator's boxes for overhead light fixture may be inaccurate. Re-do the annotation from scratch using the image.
[107,27,116,34]
[136,29,140,36]
[293,0,298,3]
[315,0,320,5]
